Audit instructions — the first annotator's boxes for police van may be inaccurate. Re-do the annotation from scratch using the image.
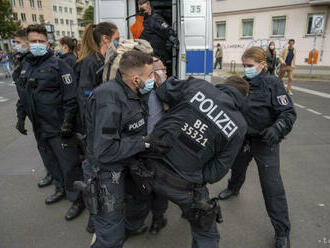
[94,0,213,81]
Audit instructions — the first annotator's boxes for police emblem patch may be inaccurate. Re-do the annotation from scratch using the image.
[277,95,289,106]
[61,74,72,85]
[111,171,121,184]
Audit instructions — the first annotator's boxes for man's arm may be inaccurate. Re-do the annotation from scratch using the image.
[279,48,286,65]
[203,133,245,184]
[92,97,146,165]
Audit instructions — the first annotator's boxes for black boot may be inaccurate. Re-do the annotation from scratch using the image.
[38,174,52,188]
[149,216,167,234]
[125,225,148,240]
[45,190,65,205]
[275,236,290,248]
[86,215,95,233]
[218,188,239,200]
[65,198,85,221]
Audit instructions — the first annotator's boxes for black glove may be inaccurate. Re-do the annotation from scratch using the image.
[261,126,281,146]
[143,132,171,154]
[16,119,27,135]
[59,120,73,137]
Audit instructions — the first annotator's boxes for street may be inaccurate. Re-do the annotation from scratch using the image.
[0,75,329,248]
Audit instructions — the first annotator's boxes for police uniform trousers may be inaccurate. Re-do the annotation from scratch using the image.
[150,191,168,219]
[228,138,290,237]
[92,168,150,248]
[37,136,82,201]
[146,159,220,248]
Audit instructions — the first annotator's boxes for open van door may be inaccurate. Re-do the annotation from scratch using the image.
[178,0,213,80]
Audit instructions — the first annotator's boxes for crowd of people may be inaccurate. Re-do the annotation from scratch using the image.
[7,1,297,248]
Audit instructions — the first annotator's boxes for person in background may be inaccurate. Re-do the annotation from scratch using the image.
[266,41,277,76]
[214,43,223,70]
[1,50,12,78]
[279,39,296,96]
[218,46,296,248]
[59,36,78,68]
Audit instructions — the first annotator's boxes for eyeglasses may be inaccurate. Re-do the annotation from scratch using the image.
[154,67,167,72]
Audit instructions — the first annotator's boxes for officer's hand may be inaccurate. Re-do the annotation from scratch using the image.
[261,127,281,146]
[16,119,27,135]
[59,120,73,138]
[143,133,171,154]
[169,36,179,48]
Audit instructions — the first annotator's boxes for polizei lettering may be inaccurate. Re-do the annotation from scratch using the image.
[128,118,145,131]
[190,91,238,138]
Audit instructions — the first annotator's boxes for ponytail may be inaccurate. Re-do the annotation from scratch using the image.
[77,22,118,63]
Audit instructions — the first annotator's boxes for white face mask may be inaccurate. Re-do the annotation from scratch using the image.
[270,45,275,50]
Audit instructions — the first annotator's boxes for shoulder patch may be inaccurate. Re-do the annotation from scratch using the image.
[277,95,289,106]
[161,22,169,29]
[61,74,72,85]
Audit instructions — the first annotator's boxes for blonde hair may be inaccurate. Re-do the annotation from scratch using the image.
[242,46,266,63]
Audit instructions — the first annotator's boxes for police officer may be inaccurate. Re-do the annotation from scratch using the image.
[86,50,170,248]
[218,47,296,248]
[58,36,78,68]
[140,75,249,248]
[138,0,178,76]
[13,28,55,188]
[17,24,84,220]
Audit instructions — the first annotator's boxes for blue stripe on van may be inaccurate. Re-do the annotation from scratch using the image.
[186,50,213,75]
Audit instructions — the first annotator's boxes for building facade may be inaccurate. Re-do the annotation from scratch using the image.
[212,0,330,68]
[52,0,79,40]
[76,0,94,39]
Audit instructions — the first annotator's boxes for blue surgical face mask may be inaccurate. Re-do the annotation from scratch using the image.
[244,66,259,79]
[139,78,155,94]
[13,44,28,54]
[113,40,119,48]
[58,48,65,56]
[29,43,48,57]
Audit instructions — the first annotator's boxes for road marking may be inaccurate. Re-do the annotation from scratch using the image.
[306,108,322,115]
[324,115,330,120]
[292,86,330,99]
[0,81,4,84]
[0,97,9,102]
[294,103,306,109]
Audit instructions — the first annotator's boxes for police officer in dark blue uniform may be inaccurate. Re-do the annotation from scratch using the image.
[17,24,85,220]
[140,76,249,248]
[138,0,178,76]
[58,36,78,68]
[218,47,296,248]
[86,51,170,248]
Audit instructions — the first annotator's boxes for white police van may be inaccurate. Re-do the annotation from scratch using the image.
[94,0,213,80]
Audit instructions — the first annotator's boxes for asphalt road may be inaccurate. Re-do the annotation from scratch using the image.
[0,75,329,248]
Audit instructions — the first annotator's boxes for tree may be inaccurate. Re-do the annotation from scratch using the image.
[83,6,94,25]
[0,0,21,39]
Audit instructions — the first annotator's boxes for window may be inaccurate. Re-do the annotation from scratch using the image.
[85,0,89,5]
[62,31,65,36]
[60,19,64,24]
[64,7,68,12]
[216,21,226,39]
[70,20,74,25]
[55,18,58,24]
[53,5,57,11]
[21,13,26,21]
[56,31,60,36]
[11,0,16,6]
[32,14,37,22]
[13,12,18,20]
[71,31,75,37]
[30,0,34,8]
[69,8,72,14]
[272,16,286,36]
[66,19,69,25]
[39,14,44,23]
[67,31,70,35]
[37,0,42,8]
[59,6,62,12]
[79,30,83,38]
[307,13,325,35]
[19,0,24,7]
[242,19,254,38]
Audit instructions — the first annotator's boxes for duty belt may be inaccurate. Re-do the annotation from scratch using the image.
[150,159,204,191]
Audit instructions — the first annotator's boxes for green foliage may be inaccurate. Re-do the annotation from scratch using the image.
[0,0,21,39]
[83,6,94,25]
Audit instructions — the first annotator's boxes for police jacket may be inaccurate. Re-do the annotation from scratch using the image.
[86,72,147,171]
[60,52,77,68]
[152,77,247,184]
[243,71,296,138]
[140,12,176,61]
[76,53,104,133]
[17,50,78,139]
